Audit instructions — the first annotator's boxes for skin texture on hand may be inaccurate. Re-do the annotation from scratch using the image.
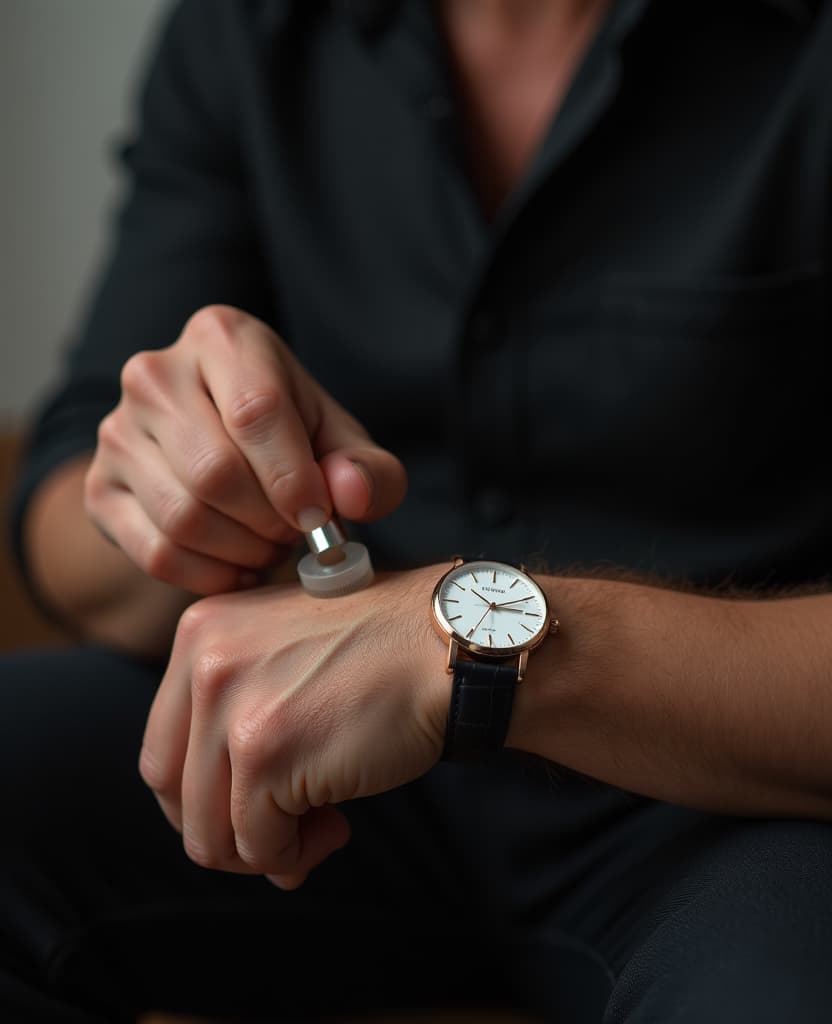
[139,565,449,889]
[84,305,407,595]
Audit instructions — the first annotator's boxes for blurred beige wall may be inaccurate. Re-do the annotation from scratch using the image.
[0,0,172,424]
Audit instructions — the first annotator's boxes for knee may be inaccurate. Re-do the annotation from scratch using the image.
[646,817,832,935]
[708,818,832,911]
[606,818,832,1024]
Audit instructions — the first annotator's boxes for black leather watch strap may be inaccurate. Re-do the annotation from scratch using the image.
[441,658,518,762]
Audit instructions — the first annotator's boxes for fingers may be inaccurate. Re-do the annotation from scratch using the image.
[123,427,282,566]
[230,781,351,882]
[141,605,350,881]
[320,449,408,523]
[194,308,333,532]
[308,390,408,522]
[87,479,255,595]
[93,350,296,590]
[229,773,304,873]
[106,307,406,589]
[145,381,300,546]
[120,338,300,546]
[227,710,352,878]
[139,611,199,832]
[180,726,250,872]
[191,306,408,528]
[266,806,352,890]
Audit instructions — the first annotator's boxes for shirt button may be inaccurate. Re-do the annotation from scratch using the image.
[471,488,514,527]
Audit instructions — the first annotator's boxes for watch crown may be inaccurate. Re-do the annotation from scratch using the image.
[549,617,560,636]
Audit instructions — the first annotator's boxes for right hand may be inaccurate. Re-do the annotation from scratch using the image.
[84,305,407,595]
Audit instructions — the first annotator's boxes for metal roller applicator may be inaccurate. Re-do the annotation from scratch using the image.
[297,518,374,597]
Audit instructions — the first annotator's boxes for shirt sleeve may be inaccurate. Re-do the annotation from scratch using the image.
[8,0,276,590]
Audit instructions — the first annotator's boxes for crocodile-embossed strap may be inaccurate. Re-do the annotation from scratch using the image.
[441,658,518,762]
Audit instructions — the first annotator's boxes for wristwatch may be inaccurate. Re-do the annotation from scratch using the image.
[431,558,558,761]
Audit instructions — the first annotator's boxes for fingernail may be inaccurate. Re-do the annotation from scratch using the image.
[298,506,329,532]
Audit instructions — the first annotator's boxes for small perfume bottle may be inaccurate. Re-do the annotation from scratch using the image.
[296,519,374,598]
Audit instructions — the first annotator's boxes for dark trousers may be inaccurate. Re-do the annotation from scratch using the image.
[2,646,831,1023]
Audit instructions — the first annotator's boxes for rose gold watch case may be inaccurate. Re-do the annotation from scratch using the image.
[430,558,554,682]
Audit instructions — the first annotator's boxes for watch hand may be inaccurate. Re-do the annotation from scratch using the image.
[494,606,523,613]
[494,595,535,607]
[470,589,492,606]
[468,602,495,637]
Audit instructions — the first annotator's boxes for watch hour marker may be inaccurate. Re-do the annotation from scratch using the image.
[510,579,519,589]
[521,623,534,633]
[448,615,462,622]
[507,633,515,645]
[488,634,492,647]
[466,628,474,639]
[442,598,459,603]
[492,570,496,583]
[451,580,466,592]
[525,612,540,617]
[470,571,479,583]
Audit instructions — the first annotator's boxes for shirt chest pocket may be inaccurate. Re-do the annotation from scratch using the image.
[527,266,829,512]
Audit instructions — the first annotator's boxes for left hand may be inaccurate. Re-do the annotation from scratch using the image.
[139,566,447,889]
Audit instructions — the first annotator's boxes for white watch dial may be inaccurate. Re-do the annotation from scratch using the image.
[434,560,548,654]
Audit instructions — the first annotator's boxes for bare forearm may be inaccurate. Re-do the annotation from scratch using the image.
[507,575,832,819]
[24,455,192,658]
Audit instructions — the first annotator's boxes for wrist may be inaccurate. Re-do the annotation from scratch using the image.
[425,558,571,761]
[504,573,624,758]
[380,563,453,749]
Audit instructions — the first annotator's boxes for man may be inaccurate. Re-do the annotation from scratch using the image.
[3,0,832,1020]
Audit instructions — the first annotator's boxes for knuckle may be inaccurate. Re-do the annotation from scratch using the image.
[228,713,269,772]
[120,350,164,401]
[264,464,301,507]
[185,303,244,342]
[182,828,224,871]
[241,836,299,877]
[288,763,312,815]
[156,490,203,544]
[138,744,171,794]
[82,463,106,511]
[191,649,233,706]
[176,599,215,641]
[187,445,241,503]
[135,745,161,790]
[141,532,179,581]
[226,387,283,437]
[95,411,122,451]
[232,837,262,871]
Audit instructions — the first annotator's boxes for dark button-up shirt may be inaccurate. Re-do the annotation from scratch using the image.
[11,0,832,587]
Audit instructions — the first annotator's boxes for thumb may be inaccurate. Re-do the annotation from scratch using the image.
[318,446,408,524]
[306,383,407,522]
